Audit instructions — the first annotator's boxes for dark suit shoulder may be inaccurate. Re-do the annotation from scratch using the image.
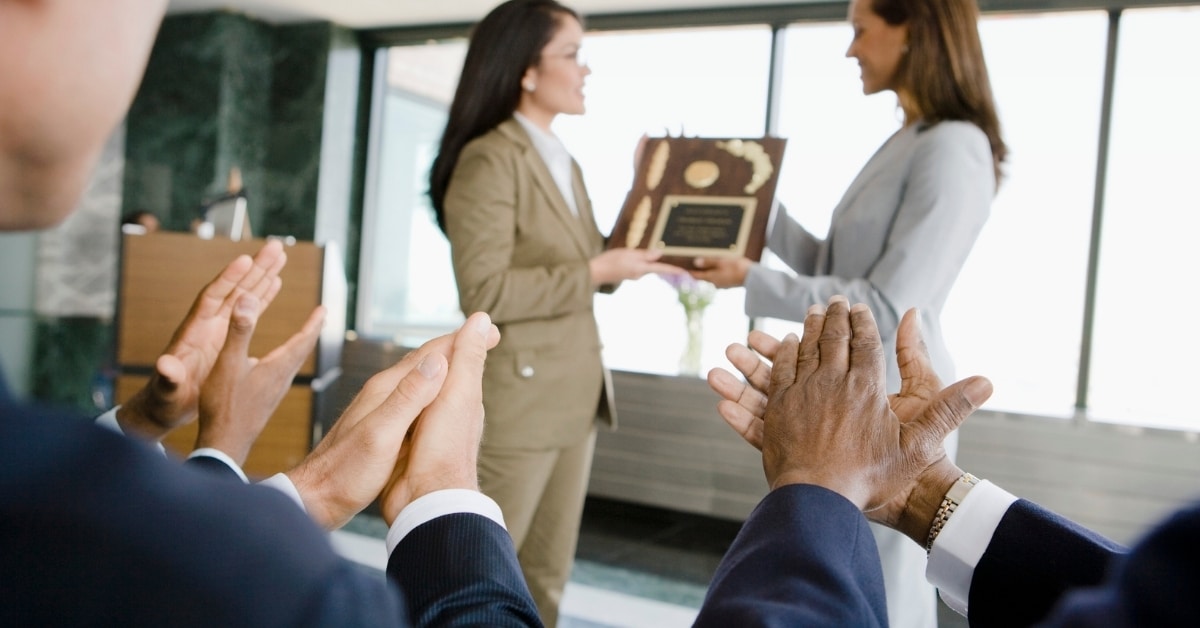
[1038,500,1200,627]
[0,402,406,626]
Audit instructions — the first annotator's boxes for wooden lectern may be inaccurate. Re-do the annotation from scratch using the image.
[113,231,346,478]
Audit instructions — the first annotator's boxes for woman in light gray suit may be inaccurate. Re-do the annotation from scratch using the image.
[427,2,681,625]
[693,0,1007,626]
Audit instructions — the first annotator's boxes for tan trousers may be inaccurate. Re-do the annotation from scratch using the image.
[478,428,597,628]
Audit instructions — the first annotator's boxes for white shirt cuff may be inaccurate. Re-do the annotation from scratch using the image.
[95,405,166,456]
[385,489,507,556]
[187,448,249,483]
[926,479,1018,617]
[258,473,306,511]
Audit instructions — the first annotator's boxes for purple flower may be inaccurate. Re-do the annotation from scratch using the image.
[660,274,715,313]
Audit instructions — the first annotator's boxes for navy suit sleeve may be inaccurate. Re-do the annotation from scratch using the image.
[388,513,543,627]
[971,499,1200,628]
[969,499,1124,627]
[693,484,888,627]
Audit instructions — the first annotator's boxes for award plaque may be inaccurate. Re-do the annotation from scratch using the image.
[608,135,787,269]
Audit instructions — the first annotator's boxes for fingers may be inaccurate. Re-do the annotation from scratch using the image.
[383,313,494,517]
[648,262,687,276]
[199,254,254,308]
[641,248,664,262]
[244,241,287,309]
[198,240,285,317]
[716,399,765,450]
[306,349,449,529]
[422,312,491,420]
[708,367,767,414]
[708,367,767,450]
[768,332,800,400]
[848,303,885,378]
[365,354,448,444]
[411,313,492,449]
[724,342,772,396]
[746,329,780,361]
[818,297,852,374]
[796,303,825,379]
[328,315,498,439]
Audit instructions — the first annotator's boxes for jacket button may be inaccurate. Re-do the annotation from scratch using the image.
[520,365,535,378]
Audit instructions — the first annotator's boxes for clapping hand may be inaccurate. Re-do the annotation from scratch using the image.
[116,240,287,442]
[707,297,991,527]
[194,293,325,466]
[286,313,500,530]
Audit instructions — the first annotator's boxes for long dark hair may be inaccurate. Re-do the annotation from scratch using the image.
[428,0,581,233]
[874,0,1007,185]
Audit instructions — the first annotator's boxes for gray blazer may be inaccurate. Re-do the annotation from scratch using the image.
[745,120,994,390]
[444,118,615,450]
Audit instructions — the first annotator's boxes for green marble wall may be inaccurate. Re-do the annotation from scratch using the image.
[122,13,360,242]
[124,13,268,232]
[262,22,332,240]
[31,12,364,411]
[32,318,114,416]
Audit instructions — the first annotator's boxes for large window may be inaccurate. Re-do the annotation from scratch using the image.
[358,4,1200,433]
[767,12,1106,420]
[1088,7,1200,431]
[358,44,467,343]
[942,11,1107,418]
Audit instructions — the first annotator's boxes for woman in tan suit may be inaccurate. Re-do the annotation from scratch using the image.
[427,1,682,625]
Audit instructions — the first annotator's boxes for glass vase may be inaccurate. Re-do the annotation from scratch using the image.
[679,306,704,376]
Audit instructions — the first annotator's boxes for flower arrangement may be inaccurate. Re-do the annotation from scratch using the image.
[661,274,716,375]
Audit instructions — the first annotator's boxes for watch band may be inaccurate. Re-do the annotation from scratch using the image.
[925,472,980,553]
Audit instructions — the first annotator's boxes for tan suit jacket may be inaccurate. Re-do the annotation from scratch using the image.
[443,118,615,450]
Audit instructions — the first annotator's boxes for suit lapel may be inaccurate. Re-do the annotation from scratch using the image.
[833,125,913,216]
[821,125,917,272]
[498,119,594,258]
[571,163,603,254]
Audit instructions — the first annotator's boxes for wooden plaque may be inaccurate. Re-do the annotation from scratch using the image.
[608,136,786,269]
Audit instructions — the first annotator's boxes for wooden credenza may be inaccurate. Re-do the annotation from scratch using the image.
[114,231,345,478]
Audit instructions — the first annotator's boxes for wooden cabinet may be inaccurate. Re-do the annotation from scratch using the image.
[114,231,345,478]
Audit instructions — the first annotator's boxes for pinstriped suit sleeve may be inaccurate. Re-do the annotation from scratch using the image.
[389,513,543,627]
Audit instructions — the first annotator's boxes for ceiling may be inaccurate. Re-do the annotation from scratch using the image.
[166,0,803,29]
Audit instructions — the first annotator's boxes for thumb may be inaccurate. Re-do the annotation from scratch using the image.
[895,308,941,394]
[910,376,992,444]
[219,293,260,367]
[153,354,186,388]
